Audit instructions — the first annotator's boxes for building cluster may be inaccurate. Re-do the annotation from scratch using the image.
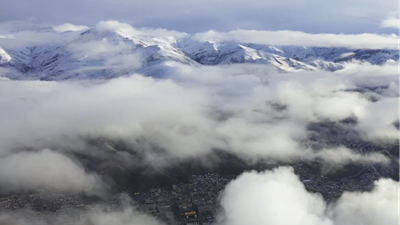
[0,173,230,224]
[130,173,230,225]
[0,153,397,224]
[0,192,88,212]
[293,162,396,202]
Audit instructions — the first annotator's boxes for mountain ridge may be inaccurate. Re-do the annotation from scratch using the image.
[0,25,398,80]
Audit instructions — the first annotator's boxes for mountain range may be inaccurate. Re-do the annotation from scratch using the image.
[0,25,398,80]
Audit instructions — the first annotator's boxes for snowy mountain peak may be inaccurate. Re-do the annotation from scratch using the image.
[0,48,12,64]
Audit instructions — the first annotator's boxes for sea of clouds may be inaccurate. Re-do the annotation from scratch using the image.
[0,20,398,225]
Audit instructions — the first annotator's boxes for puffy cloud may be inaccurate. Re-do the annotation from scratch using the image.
[381,18,399,29]
[0,149,103,194]
[215,118,308,162]
[53,23,89,32]
[331,178,399,225]
[218,167,399,225]
[0,62,396,165]
[357,97,399,141]
[0,75,215,159]
[218,167,333,225]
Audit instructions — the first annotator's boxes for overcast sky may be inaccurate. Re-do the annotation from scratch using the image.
[0,0,398,34]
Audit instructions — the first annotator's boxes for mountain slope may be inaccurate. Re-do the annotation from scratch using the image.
[0,26,398,80]
[1,27,200,80]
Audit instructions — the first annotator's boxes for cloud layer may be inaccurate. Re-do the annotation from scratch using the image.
[0,1,398,223]
[0,20,398,50]
[194,30,398,49]
[0,61,397,176]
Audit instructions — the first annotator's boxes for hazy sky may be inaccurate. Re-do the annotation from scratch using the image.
[0,0,397,33]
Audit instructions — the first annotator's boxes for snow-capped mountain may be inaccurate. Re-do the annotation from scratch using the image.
[0,26,198,80]
[176,39,398,71]
[0,24,398,80]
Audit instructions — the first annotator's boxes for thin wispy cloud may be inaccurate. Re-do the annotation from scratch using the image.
[0,0,396,34]
[381,12,399,29]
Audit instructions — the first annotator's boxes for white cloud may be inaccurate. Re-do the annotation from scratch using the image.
[0,62,396,166]
[357,97,399,141]
[96,20,188,39]
[0,149,103,194]
[53,23,89,32]
[331,178,399,225]
[381,12,399,29]
[218,167,399,225]
[313,147,390,174]
[381,18,399,29]
[218,167,333,225]
[194,30,398,49]
[0,75,215,159]
[1,20,398,50]
[215,118,308,162]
